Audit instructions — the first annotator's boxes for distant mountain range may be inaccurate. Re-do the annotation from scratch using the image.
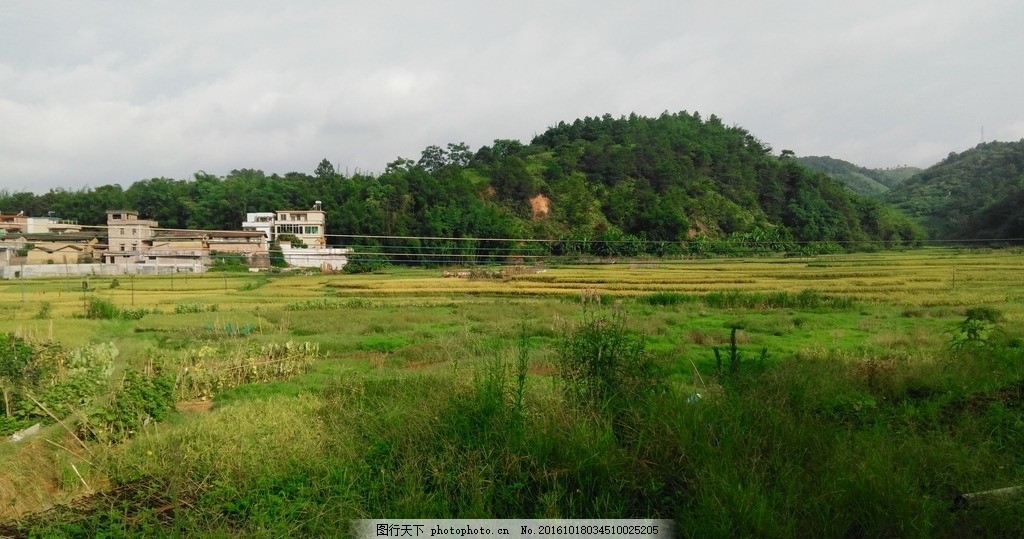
[883,141,1024,240]
[796,156,920,197]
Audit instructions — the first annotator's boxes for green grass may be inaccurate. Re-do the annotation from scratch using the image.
[1,249,1024,536]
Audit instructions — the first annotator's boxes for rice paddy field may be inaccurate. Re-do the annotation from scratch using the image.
[0,247,1022,537]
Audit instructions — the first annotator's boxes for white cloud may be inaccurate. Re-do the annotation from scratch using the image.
[1,0,1023,191]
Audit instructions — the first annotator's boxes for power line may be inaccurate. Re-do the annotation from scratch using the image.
[16,224,1024,248]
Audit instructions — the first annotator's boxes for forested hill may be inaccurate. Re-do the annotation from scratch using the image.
[796,156,919,197]
[884,140,1024,240]
[0,112,923,254]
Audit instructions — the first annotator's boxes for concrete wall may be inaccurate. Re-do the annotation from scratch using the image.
[0,263,205,279]
[280,245,349,269]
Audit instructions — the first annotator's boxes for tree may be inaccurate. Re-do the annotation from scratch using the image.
[315,159,336,180]
[417,145,447,174]
[446,142,473,167]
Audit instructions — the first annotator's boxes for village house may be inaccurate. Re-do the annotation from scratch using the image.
[242,201,327,246]
[242,201,349,270]
[0,232,105,265]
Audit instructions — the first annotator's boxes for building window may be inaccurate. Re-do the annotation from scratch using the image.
[132,228,137,235]
[305,226,319,235]
[120,228,125,235]
[120,245,125,251]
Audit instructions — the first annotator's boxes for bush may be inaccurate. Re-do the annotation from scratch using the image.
[175,303,219,314]
[949,306,1004,352]
[33,302,52,320]
[342,254,390,274]
[555,309,661,414]
[120,308,151,320]
[80,367,174,443]
[0,334,36,387]
[269,241,287,268]
[1,340,116,435]
[209,252,250,272]
[85,298,120,320]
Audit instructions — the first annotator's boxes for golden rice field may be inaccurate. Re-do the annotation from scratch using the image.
[0,247,1019,319]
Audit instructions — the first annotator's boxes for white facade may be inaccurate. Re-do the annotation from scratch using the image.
[241,203,327,247]
[273,209,326,247]
[241,202,347,270]
[280,244,349,270]
[242,212,276,240]
[0,214,81,235]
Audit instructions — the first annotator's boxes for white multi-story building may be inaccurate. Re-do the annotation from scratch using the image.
[241,202,348,270]
[242,201,326,247]
[0,212,81,235]
[241,212,276,240]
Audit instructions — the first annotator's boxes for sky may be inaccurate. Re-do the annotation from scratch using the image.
[1,0,1022,193]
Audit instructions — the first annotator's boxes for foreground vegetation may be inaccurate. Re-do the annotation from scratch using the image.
[1,249,1022,537]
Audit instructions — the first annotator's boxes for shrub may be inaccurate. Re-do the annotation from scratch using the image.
[1,340,116,434]
[175,303,219,314]
[343,254,390,274]
[15,243,34,257]
[0,334,36,388]
[80,367,174,443]
[33,302,52,320]
[949,306,1004,352]
[85,298,120,320]
[555,309,661,414]
[269,241,287,268]
[119,308,151,320]
[209,252,249,272]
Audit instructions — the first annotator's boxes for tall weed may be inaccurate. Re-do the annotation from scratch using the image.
[555,309,661,414]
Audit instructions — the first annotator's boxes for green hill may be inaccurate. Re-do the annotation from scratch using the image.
[884,140,1024,240]
[796,156,919,196]
[874,166,921,187]
[0,112,925,257]
[524,113,922,249]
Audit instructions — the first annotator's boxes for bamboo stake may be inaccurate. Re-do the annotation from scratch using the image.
[25,392,94,459]
[71,463,92,493]
[689,358,707,390]
[953,485,1024,510]
[43,438,96,468]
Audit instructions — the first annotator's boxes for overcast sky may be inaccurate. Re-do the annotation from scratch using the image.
[2,1,1022,193]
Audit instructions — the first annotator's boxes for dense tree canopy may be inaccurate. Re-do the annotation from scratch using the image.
[796,156,918,197]
[885,140,1024,240]
[0,112,928,260]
